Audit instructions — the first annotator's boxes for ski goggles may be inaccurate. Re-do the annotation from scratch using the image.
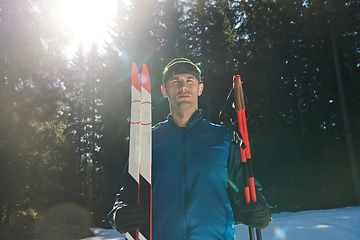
[162,60,202,84]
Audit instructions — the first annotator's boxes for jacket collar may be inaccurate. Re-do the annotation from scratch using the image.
[167,109,203,130]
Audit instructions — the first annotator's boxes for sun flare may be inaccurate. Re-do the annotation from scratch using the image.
[57,0,117,51]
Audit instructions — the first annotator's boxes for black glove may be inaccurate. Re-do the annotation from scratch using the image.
[237,202,271,230]
[114,204,148,234]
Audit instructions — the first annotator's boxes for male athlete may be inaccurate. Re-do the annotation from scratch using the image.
[108,58,271,239]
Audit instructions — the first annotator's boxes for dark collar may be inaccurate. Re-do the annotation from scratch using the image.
[167,109,203,130]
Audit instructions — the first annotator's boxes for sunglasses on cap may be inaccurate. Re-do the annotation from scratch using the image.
[162,60,202,84]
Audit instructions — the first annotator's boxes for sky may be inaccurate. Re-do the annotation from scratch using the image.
[81,206,360,240]
[57,0,120,59]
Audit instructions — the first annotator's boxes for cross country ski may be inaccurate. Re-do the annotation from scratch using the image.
[127,63,152,240]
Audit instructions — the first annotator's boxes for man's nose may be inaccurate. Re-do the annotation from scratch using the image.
[179,81,188,90]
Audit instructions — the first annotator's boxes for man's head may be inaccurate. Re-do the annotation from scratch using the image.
[161,58,204,114]
[162,58,202,85]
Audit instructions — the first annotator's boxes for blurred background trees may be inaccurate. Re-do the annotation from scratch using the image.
[0,0,359,226]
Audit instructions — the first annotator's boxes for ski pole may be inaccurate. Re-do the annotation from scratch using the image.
[233,75,262,240]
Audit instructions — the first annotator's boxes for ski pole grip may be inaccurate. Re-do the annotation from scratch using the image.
[233,75,245,111]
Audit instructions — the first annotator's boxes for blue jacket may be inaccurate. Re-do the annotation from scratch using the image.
[109,110,266,240]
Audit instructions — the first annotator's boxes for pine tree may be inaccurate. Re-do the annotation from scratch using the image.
[0,0,71,223]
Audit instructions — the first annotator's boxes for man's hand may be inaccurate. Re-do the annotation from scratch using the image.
[114,204,148,234]
[237,202,271,230]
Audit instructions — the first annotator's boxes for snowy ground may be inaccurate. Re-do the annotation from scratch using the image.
[81,206,360,240]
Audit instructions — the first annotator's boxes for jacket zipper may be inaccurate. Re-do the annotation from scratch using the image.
[182,128,189,240]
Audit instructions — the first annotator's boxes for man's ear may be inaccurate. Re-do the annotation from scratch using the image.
[198,83,204,96]
[161,85,168,98]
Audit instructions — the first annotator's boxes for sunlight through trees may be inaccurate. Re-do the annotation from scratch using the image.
[0,0,359,228]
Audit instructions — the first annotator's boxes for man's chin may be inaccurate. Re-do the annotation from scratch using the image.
[171,102,195,110]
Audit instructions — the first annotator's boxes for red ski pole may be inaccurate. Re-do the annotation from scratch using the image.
[233,75,262,240]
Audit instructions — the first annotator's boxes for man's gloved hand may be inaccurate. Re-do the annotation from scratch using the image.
[237,202,271,230]
[114,204,148,234]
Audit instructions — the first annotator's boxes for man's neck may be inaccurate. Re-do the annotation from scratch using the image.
[170,108,197,127]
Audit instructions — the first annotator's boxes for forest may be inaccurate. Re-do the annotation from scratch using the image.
[0,0,359,230]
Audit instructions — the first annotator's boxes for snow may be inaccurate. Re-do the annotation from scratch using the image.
[235,206,360,240]
[81,206,360,240]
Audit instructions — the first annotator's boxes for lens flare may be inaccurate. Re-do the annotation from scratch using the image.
[274,226,287,240]
[228,180,239,192]
[141,74,149,84]
[109,42,131,62]
[109,42,118,51]
[120,51,130,62]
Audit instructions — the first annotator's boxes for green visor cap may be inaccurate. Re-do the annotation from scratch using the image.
[162,58,202,84]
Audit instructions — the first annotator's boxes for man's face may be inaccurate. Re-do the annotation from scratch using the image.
[161,73,204,112]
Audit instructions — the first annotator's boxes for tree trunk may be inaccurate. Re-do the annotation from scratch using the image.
[271,171,277,211]
[4,201,12,225]
[329,23,360,205]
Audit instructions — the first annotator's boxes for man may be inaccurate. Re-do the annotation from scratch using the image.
[108,58,271,239]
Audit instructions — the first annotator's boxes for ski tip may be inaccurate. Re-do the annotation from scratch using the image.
[132,63,141,92]
[141,64,151,94]
[132,62,139,73]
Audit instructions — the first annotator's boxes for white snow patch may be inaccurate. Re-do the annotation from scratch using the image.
[81,206,360,240]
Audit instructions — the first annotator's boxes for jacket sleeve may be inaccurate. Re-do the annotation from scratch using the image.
[227,131,267,207]
[107,163,138,230]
